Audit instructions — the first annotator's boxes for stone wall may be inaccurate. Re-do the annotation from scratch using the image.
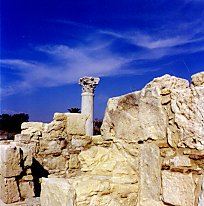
[0,113,89,205]
[0,72,204,206]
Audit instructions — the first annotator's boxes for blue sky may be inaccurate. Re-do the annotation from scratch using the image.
[1,0,204,122]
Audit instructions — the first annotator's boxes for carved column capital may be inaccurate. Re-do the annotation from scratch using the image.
[79,77,100,93]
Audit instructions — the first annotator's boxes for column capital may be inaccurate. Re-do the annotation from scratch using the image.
[79,76,100,93]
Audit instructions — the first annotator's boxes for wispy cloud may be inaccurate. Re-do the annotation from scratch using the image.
[53,19,94,29]
[1,42,131,96]
[2,14,204,97]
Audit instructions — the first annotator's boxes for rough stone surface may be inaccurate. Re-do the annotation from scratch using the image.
[19,182,35,199]
[0,145,22,177]
[191,72,204,86]
[138,143,161,205]
[21,122,44,130]
[69,154,80,169]
[199,179,204,206]
[40,178,75,206]
[53,113,68,121]
[0,176,19,204]
[79,145,137,183]
[171,87,204,150]
[66,113,87,135]
[162,171,195,206]
[101,89,167,142]
[170,155,191,167]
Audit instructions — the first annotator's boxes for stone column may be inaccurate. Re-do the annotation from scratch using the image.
[79,77,100,136]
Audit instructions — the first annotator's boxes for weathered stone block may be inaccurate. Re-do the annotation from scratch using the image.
[20,145,33,167]
[66,114,87,135]
[191,72,204,86]
[101,87,168,143]
[0,145,22,177]
[71,136,91,148]
[14,134,31,142]
[19,181,35,199]
[79,145,137,183]
[44,121,65,133]
[40,178,75,206]
[170,155,191,167]
[0,176,19,204]
[53,113,68,121]
[138,143,161,205]
[171,87,204,150]
[21,122,44,131]
[43,156,66,171]
[162,171,195,206]
[69,154,80,169]
[199,179,204,206]
[39,140,61,155]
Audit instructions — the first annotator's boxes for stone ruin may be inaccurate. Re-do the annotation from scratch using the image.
[0,73,204,206]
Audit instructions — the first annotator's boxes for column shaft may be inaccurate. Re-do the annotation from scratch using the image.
[81,93,94,136]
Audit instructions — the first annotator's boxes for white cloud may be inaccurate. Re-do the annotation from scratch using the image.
[2,17,204,97]
[1,42,131,96]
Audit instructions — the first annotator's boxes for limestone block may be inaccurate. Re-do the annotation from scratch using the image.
[71,136,91,148]
[21,122,44,130]
[21,122,44,139]
[19,181,35,199]
[78,146,137,182]
[22,175,33,181]
[91,135,104,145]
[138,143,161,205]
[39,140,61,155]
[69,154,80,169]
[43,156,66,171]
[88,195,122,206]
[40,177,75,206]
[44,121,65,133]
[170,155,191,167]
[137,199,164,206]
[14,134,31,142]
[20,145,33,167]
[25,197,41,206]
[162,171,195,206]
[0,176,19,204]
[53,113,68,121]
[199,179,204,206]
[66,114,87,135]
[72,177,111,204]
[42,130,67,141]
[191,72,204,86]
[171,87,204,150]
[0,145,22,177]
[160,148,175,157]
[145,74,189,90]
[111,183,138,197]
[101,88,167,143]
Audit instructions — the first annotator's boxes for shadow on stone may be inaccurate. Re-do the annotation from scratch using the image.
[31,158,49,197]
